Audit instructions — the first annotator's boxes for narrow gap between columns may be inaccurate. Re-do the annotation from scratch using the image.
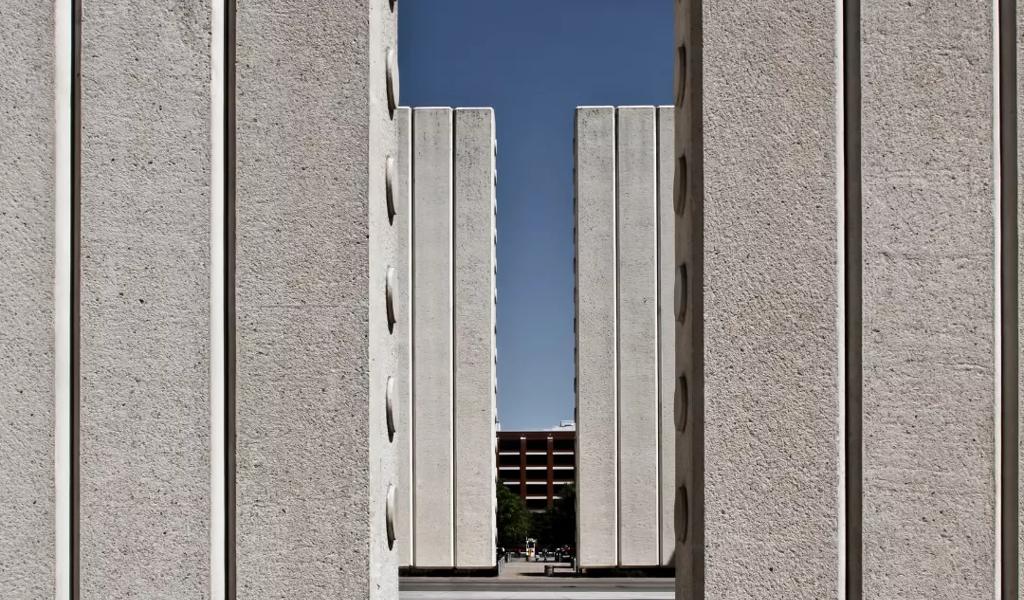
[842,0,863,593]
[613,107,621,565]
[654,107,664,567]
[224,0,237,594]
[997,0,1019,594]
[70,0,82,594]
[450,111,458,566]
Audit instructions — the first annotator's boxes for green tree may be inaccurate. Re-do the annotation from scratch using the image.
[530,484,576,549]
[496,481,531,548]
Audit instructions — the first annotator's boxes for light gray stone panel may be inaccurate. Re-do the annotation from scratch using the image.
[77,1,210,596]
[0,2,55,596]
[615,106,660,567]
[412,107,455,568]
[574,106,618,568]
[861,1,995,597]
[698,0,841,595]
[656,106,676,568]
[396,106,414,569]
[453,108,497,568]
[235,0,398,596]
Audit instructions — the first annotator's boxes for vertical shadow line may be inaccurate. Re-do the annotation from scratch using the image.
[998,0,1019,594]
[654,107,664,567]
[842,0,863,594]
[613,107,621,565]
[450,110,457,567]
[70,0,81,594]
[224,0,237,594]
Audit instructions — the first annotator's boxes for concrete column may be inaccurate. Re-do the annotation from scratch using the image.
[396,107,414,569]
[574,106,618,568]
[78,1,211,596]
[616,107,660,567]
[861,1,996,596]
[675,0,841,596]
[453,108,497,568]
[656,106,677,568]
[411,107,455,568]
[0,2,55,596]
[235,0,398,596]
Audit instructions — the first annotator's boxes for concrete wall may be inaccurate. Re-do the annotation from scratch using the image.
[574,105,676,569]
[401,107,497,571]
[675,0,1017,598]
[1,1,399,597]
[0,1,55,596]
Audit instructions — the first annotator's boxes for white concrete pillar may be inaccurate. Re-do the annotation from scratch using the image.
[395,107,415,569]
[861,1,996,596]
[616,107,660,567]
[411,107,455,568]
[453,108,497,569]
[0,2,55,596]
[674,0,842,596]
[574,106,619,568]
[234,0,399,596]
[77,1,212,596]
[656,107,677,568]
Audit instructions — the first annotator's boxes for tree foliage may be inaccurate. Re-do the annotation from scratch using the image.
[496,481,531,548]
[530,483,576,549]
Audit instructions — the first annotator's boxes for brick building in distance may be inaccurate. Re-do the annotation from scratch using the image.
[496,422,576,512]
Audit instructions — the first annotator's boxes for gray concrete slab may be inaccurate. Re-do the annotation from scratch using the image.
[695,0,841,596]
[412,107,455,568]
[453,108,497,568]
[861,1,995,597]
[396,106,415,569]
[77,1,210,596]
[615,106,660,568]
[235,0,398,596]
[574,107,618,568]
[0,2,55,596]
[655,106,676,568]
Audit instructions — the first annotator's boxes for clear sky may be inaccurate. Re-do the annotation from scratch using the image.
[399,1,673,430]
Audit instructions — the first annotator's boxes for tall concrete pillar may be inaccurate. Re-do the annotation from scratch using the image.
[656,107,677,568]
[674,0,841,596]
[861,1,996,596]
[411,107,455,568]
[616,106,660,567]
[235,0,399,596]
[0,2,55,597]
[78,1,211,596]
[453,108,497,568]
[575,106,676,570]
[574,106,619,569]
[395,107,415,569]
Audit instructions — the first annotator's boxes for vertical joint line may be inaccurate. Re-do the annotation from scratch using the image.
[70,0,82,594]
[450,111,457,566]
[997,0,1019,595]
[842,0,864,594]
[223,0,237,594]
[613,107,621,565]
[654,107,664,567]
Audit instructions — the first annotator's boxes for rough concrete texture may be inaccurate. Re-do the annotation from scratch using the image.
[235,0,397,596]
[655,107,676,568]
[615,107,660,567]
[453,108,497,568]
[412,107,455,568]
[0,1,54,596]
[574,107,618,568]
[698,0,840,595]
[78,1,210,596]
[861,1,995,597]
[396,107,415,569]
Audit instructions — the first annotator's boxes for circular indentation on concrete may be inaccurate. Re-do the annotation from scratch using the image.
[385,154,396,224]
[675,154,687,215]
[385,375,396,442]
[676,484,688,543]
[676,45,686,105]
[386,47,399,116]
[675,263,687,322]
[386,483,397,549]
[385,266,397,333]
[675,374,688,432]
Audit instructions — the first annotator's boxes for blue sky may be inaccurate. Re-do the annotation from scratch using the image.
[399,1,673,430]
